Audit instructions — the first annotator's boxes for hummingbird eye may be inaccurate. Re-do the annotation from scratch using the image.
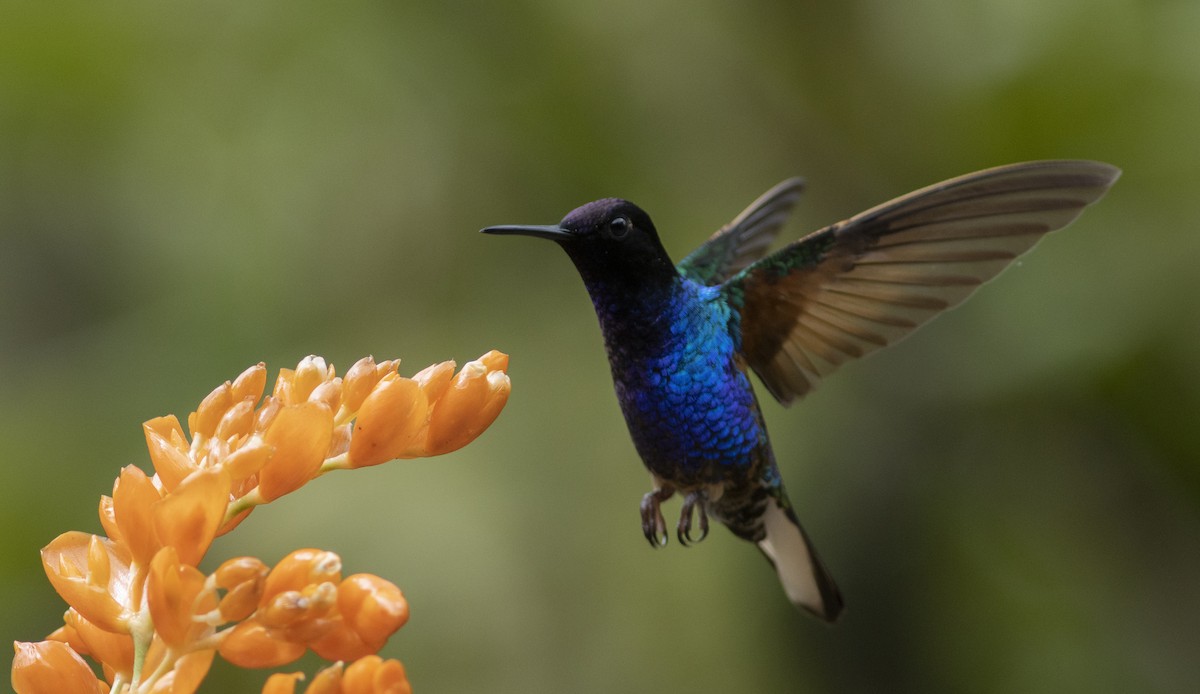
[607,216,630,239]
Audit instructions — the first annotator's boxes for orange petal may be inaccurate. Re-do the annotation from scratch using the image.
[259,402,334,501]
[147,547,210,649]
[113,465,163,568]
[63,609,134,679]
[337,574,408,647]
[347,376,428,468]
[217,620,306,669]
[262,672,305,694]
[147,649,214,694]
[424,355,511,456]
[153,467,231,567]
[143,416,196,493]
[11,640,106,694]
[222,443,274,482]
[41,532,133,633]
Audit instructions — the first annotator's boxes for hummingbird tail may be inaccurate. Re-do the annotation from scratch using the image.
[756,495,844,622]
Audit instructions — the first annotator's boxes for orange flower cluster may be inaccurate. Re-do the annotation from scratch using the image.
[13,351,511,694]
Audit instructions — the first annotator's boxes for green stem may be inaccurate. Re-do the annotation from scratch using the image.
[222,488,265,526]
[127,602,155,691]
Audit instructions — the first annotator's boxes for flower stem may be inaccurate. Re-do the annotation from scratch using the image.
[223,488,265,526]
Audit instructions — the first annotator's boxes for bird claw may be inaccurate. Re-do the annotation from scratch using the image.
[677,491,709,547]
[640,487,674,548]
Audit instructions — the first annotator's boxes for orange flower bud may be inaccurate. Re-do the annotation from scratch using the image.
[45,624,87,658]
[424,352,511,456]
[255,397,282,433]
[41,532,133,634]
[328,423,352,459]
[11,640,107,694]
[259,583,338,632]
[217,620,305,669]
[143,416,195,493]
[216,398,256,441]
[304,662,344,694]
[212,556,268,622]
[309,380,343,412]
[292,356,334,405]
[343,656,411,694]
[272,368,295,401]
[262,550,342,603]
[308,618,376,662]
[259,402,334,501]
[63,609,134,678]
[191,382,233,439]
[215,556,270,588]
[216,583,260,624]
[410,360,455,403]
[231,363,267,405]
[262,672,305,694]
[337,574,408,648]
[112,465,162,567]
[97,496,121,546]
[347,376,428,467]
[147,547,212,649]
[153,467,231,567]
[342,357,400,415]
[477,349,508,372]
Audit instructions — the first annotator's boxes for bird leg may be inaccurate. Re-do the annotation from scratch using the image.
[640,485,675,548]
[677,491,709,547]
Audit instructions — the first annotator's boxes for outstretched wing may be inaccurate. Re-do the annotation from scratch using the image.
[725,160,1121,405]
[676,178,806,285]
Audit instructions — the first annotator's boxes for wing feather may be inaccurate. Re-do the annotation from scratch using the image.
[676,178,806,284]
[725,160,1120,405]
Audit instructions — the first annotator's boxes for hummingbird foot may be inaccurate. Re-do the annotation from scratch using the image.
[640,486,675,548]
[677,491,709,547]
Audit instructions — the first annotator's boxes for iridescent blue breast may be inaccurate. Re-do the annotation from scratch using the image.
[605,282,766,486]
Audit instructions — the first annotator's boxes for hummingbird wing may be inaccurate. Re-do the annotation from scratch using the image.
[676,177,806,285]
[724,160,1121,405]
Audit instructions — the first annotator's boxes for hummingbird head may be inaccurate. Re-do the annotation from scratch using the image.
[482,198,677,290]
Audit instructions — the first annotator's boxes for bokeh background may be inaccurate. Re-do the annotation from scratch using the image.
[3,1,1198,691]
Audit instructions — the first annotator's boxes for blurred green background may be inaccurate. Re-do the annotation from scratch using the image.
[3,0,1198,691]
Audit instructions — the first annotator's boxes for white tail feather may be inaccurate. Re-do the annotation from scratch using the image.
[757,497,843,621]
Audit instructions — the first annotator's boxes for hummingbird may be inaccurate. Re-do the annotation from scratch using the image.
[483,160,1119,621]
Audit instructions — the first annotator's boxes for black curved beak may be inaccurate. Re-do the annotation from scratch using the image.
[480,224,573,241]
